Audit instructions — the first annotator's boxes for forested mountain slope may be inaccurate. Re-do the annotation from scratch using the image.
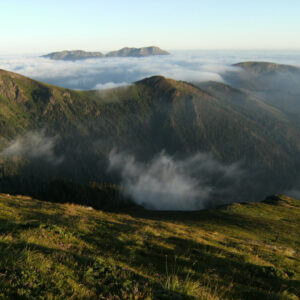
[0,68,299,205]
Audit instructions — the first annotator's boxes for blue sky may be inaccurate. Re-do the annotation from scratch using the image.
[0,0,300,53]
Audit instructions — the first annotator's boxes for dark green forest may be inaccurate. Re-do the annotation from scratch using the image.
[0,63,300,208]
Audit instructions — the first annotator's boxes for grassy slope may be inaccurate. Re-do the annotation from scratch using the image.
[0,193,299,299]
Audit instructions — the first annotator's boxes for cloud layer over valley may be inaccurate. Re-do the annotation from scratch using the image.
[1,50,300,210]
[1,50,300,90]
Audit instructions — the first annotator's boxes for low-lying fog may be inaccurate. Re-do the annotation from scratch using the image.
[1,50,300,209]
[1,50,300,90]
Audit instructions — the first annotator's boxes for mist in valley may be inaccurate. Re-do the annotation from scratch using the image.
[0,126,298,210]
[1,50,300,90]
[0,51,300,210]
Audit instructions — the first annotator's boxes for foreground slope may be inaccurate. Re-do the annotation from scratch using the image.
[0,193,299,299]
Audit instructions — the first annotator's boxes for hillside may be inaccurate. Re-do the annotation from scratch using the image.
[0,69,300,204]
[42,46,169,60]
[0,193,299,299]
[223,61,300,116]
[42,50,104,60]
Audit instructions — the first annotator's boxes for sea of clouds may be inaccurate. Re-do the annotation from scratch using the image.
[1,50,300,208]
[1,50,300,90]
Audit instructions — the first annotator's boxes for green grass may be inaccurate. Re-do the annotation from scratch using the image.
[0,193,299,299]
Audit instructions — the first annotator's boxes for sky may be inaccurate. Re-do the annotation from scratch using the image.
[0,0,300,54]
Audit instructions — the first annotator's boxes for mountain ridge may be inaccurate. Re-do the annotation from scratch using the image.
[234,61,300,74]
[42,46,169,60]
[42,50,104,60]
[106,46,169,57]
[0,67,300,202]
[223,61,300,117]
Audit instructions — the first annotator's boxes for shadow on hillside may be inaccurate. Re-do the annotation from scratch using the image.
[116,205,298,242]
[80,210,300,300]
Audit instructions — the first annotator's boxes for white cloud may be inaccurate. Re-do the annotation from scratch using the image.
[94,81,129,90]
[108,150,245,211]
[0,50,300,90]
[0,130,63,164]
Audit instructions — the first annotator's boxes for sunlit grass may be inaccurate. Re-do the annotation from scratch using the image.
[0,193,299,299]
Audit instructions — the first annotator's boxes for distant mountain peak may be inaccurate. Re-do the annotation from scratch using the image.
[136,75,170,85]
[42,50,104,61]
[135,76,178,98]
[105,46,169,57]
[42,46,169,60]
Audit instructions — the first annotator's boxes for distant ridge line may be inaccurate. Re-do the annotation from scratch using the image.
[42,46,169,60]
